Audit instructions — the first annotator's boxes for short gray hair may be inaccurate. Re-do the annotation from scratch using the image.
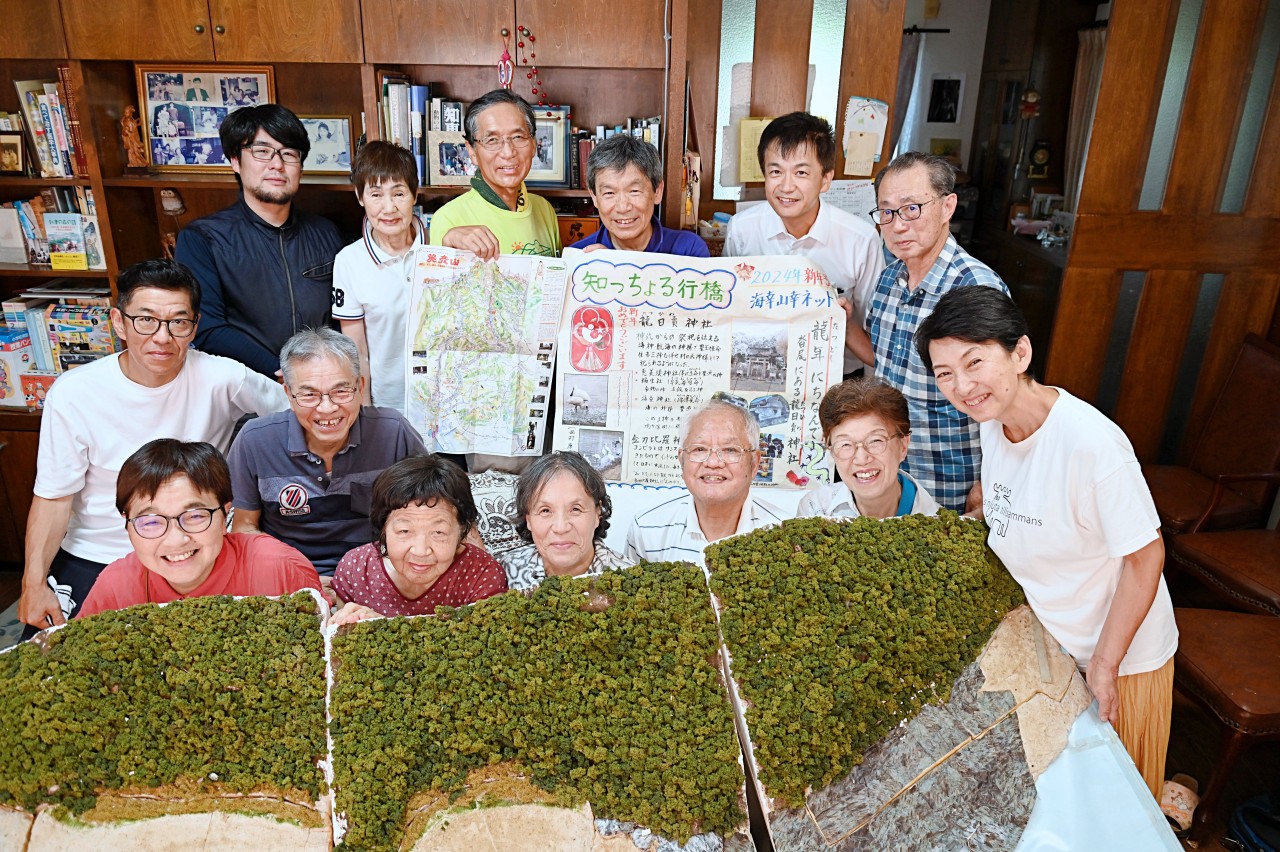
[586,134,663,193]
[280,327,361,388]
[513,451,612,544]
[464,89,536,143]
[678,400,760,450]
[874,151,956,197]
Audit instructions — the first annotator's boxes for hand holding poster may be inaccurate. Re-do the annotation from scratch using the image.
[554,249,846,488]
[405,246,568,456]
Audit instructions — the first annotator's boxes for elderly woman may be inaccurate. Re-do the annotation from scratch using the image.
[330,454,507,624]
[499,451,630,591]
[916,285,1176,800]
[798,377,940,520]
[428,89,560,260]
[78,439,320,617]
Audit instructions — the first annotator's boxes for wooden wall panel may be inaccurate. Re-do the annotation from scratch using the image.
[60,0,215,61]
[838,0,907,176]
[1244,67,1280,217]
[1180,273,1280,456]
[1043,268,1124,403]
[750,1,814,116]
[519,0,667,68]
[1073,0,1177,215]
[687,0,724,213]
[0,0,67,58]
[662,0,691,223]
[1069,214,1280,272]
[1111,270,1202,460]
[362,0,513,65]
[1162,0,1267,213]
[210,0,365,63]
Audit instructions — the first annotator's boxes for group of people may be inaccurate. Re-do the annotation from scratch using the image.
[17,92,1174,802]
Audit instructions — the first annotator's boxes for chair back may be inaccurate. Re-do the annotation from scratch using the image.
[1188,334,1280,509]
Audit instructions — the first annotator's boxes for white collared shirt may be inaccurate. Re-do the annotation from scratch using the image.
[624,493,785,565]
[724,200,885,373]
[795,472,941,519]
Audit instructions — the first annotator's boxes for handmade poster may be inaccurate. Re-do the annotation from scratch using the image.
[554,249,845,488]
[405,246,568,456]
[842,96,888,175]
[821,180,879,229]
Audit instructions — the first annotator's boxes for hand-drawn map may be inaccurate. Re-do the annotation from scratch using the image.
[405,246,567,456]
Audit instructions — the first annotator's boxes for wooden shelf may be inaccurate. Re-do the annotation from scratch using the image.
[0,263,111,278]
[0,177,94,188]
[101,174,357,191]
[0,409,41,431]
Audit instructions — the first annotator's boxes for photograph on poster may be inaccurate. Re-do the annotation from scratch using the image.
[731,324,788,393]
[562,374,609,427]
[579,429,624,481]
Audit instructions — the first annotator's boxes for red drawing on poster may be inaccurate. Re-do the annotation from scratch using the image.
[571,306,613,373]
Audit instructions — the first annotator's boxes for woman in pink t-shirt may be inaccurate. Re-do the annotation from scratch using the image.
[330,455,507,624]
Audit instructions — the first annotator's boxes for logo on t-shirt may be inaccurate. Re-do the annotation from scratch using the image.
[278,483,311,517]
[985,482,1042,537]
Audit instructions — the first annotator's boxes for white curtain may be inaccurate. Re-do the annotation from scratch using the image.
[891,32,923,154]
[1065,27,1108,211]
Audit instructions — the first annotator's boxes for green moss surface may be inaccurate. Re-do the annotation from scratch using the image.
[0,594,326,814]
[329,561,744,851]
[706,512,1024,808]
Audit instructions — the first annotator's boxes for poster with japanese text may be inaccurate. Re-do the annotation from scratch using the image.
[405,246,568,456]
[554,249,845,487]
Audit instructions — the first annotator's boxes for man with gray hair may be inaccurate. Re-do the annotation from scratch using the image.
[865,151,1009,513]
[625,400,783,564]
[571,135,708,256]
[227,327,425,575]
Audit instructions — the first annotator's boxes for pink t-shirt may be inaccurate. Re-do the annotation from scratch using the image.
[78,533,321,617]
[331,542,508,617]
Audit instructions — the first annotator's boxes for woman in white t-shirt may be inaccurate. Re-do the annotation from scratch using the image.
[916,285,1176,801]
[797,377,940,520]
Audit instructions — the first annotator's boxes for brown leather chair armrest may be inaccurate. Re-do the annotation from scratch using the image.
[1189,471,1280,533]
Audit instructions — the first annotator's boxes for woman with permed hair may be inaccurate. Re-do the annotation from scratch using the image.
[329,455,507,625]
[498,451,631,591]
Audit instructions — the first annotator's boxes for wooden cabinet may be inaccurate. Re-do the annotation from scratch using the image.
[363,0,514,65]
[0,0,67,58]
[0,419,40,565]
[61,0,363,63]
[517,0,666,68]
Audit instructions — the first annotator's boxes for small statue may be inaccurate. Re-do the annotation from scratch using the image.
[121,106,147,169]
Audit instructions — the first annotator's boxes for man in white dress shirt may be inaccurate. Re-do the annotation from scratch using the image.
[724,111,884,376]
[625,401,783,564]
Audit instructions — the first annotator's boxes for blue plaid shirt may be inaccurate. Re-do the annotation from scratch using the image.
[867,236,1009,510]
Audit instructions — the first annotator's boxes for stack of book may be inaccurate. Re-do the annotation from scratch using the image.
[376,73,466,186]
[13,67,90,180]
[0,283,116,392]
[0,185,106,270]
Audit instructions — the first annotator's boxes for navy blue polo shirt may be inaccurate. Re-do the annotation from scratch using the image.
[227,407,426,574]
[570,215,711,257]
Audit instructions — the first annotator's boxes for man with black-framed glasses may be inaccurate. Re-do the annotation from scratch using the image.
[175,104,343,378]
[18,260,287,635]
[864,151,1010,514]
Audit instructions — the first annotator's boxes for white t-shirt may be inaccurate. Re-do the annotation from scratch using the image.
[34,350,288,564]
[980,389,1177,676]
[795,471,940,519]
[331,216,428,416]
[724,200,884,373]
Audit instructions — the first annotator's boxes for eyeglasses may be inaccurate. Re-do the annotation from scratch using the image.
[126,506,224,539]
[290,387,358,408]
[827,434,903,460]
[119,311,197,338]
[246,143,303,165]
[868,197,945,225]
[474,133,533,152]
[681,446,752,464]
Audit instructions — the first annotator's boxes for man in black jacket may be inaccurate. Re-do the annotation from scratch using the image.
[176,105,343,378]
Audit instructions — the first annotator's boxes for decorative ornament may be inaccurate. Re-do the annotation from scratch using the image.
[497,28,514,89]
[1019,88,1041,120]
[513,23,555,108]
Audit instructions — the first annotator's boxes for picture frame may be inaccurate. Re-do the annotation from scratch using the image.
[926,74,964,124]
[0,131,25,176]
[300,115,352,173]
[135,64,275,173]
[525,105,572,189]
[426,130,476,186]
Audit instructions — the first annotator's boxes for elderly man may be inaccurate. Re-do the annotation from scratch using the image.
[428,89,560,260]
[227,327,425,575]
[626,401,784,564]
[18,259,287,632]
[571,134,709,256]
[725,112,884,375]
[865,151,1010,513]
[175,104,343,378]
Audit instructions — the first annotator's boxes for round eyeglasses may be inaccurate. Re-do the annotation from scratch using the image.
[681,445,751,464]
[867,197,944,226]
[290,387,358,408]
[126,506,224,539]
[827,434,903,460]
[119,311,197,338]
[474,133,533,152]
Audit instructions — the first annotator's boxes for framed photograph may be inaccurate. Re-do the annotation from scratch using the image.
[300,115,352,173]
[525,105,571,189]
[0,131,25,175]
[135,64,275,173]
[427,130,476,186]
[926,74,964,124]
